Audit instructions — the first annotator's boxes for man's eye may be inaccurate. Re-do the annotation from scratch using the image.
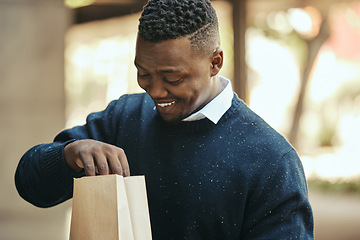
[138,73,150,78]
[164,77,183,85]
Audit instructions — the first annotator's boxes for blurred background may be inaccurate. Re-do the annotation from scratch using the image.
[1,0,360,239]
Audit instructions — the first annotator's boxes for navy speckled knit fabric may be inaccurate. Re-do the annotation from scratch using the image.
[16,92,313,239]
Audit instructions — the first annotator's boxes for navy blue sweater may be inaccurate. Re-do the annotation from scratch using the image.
[15,93,313,239]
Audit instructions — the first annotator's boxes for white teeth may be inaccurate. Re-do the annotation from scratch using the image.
[157,101,175,107]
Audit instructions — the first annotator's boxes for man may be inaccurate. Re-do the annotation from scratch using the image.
[15,0,314,239]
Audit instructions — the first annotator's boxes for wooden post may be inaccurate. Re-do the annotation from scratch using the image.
[232,0,248,103]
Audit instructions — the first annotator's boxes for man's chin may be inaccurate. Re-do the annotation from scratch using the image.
[158,113,183,124]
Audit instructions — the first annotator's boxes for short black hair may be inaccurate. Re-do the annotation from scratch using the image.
[138,0,220,55]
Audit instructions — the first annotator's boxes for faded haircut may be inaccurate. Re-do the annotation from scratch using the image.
[138,0,220,56]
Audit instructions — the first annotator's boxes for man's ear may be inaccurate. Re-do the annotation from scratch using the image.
[210,49,223,77]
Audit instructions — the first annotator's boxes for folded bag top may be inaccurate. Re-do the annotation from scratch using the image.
[69,175,152,240]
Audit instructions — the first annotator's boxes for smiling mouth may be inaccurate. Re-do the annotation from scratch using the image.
[157,100,176,108]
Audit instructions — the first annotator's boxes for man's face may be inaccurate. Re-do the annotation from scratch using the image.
[134,36,222,123]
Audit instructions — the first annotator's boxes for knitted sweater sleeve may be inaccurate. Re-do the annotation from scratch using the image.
[15,98,125,208]
[241,149,314,239]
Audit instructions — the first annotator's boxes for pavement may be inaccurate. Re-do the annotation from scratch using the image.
[309,189,360,240]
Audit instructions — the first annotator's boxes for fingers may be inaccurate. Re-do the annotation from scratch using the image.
[65,140,130,177]
[100,145,130,177]
[79,151,97,176]
[94,152,110,175]
[107,154,123,176]
[117,149,130,177]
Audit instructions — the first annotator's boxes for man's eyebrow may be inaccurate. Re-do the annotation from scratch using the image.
[157,65,186,74]
[157,69,182,74]
[135,61,183,74]
[134,61,145,70]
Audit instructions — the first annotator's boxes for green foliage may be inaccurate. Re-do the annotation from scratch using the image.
[308,178,360,195]
[336,79,360,102]
[258,26,308,66]
[318,125,337,147]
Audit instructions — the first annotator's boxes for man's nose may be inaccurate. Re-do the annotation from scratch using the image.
[146,78,168,99]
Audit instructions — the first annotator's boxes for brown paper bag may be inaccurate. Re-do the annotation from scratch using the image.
[69,175,152,240]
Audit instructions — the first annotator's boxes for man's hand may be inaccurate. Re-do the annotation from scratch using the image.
[64,139,130,177]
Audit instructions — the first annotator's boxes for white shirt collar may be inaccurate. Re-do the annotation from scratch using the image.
[182,76,233,124]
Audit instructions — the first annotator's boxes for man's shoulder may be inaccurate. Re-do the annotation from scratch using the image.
[228,97,293,153]
[118,92,149,102]
[111,92,155,118]
[112,92,153,109]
